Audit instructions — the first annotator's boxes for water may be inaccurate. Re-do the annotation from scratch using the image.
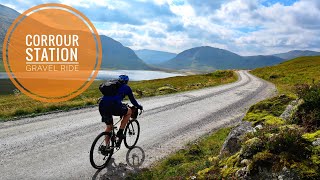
[0,70,183,81]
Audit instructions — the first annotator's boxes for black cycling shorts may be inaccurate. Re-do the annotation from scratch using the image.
[99,101,128,125]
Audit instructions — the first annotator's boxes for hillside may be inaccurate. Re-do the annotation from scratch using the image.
[135,49,177,65]
[0,4,19,72]
[251,56,320,94]
[0,5,152,71]
[0,4,19,45]
[273,50,320,60]
[100,35,152,70]
[0,61,3,71]
[160,46,284,70]
[134,56,320,179]
[0,50,3,71]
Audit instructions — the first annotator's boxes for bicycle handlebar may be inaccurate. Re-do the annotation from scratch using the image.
[139,109,143,116]
[128,105,143,119]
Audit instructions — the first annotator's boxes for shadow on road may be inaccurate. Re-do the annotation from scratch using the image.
[92,146,146,180]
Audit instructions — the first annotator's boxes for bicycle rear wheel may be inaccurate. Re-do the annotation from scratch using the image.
[90,132,114,169]
[124,119,140,149]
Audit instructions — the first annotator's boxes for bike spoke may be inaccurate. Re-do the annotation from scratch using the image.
[90,132,114,169]
[124,120,140,149]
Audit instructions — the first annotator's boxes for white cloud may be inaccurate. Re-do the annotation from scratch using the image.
[1,0,319,55]
[209,0,320,55]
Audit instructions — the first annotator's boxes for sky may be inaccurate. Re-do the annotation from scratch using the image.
[1,0,319,55]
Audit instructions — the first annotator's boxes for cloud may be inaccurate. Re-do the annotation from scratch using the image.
[0,0,319,55]
[187,0,231,15]
[214,0,320,54]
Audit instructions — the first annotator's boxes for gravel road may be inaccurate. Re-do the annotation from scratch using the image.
[0,71,276,180]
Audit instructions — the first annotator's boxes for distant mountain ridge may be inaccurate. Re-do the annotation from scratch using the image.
[0,4,319,71]
[160,46,284,70]
[135,49,177,65]
[0,4,152,70]
[100,36,151,70]
[273,50,320,60]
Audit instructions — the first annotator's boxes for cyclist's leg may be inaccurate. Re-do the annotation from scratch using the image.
[114,105,132,145]
[104,121,113,146]
[120,108,132,129]
[99,100,113,146]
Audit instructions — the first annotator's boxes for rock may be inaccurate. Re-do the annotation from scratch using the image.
[253,125,263,132]
[246,167,300,180]
[235,167,249,179]
[157,86,177,93]
[135,89,143,97]
[220,121,254,157]
[240,137,263,159]
[277,167,300,180]
[164,84,174,88]
[240,159,252,166]
[312,138,320,146]
[280,99,303,121]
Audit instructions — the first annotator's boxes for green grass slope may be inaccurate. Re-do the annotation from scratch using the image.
[0,70,236,121]
[130,127,232,179]
[132,56,320,179]
[251,56,320,94]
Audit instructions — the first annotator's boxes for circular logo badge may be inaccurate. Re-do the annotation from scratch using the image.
[3,3,102,102]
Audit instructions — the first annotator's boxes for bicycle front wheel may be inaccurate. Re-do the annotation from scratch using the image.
[90,132,114,169]
[124,119,140,149]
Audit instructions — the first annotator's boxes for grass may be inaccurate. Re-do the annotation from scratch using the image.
[0,57,4,72]
[130,56,320,179]
[251,56,320,95]
[129,127,232,180]
[222,56,320,179]
[193,94,319,179]
[243,95,294,125]
[0,70,237,121]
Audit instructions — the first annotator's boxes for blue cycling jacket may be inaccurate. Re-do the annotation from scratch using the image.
[101,83,140,108]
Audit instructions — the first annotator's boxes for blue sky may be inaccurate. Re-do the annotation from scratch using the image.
[1,0,319,55]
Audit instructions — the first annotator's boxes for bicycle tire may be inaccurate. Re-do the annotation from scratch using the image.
[124,119,140,149]
[90,132,114,169]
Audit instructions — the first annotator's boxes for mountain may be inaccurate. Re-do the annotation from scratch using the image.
[0,4,151,70]
[135,49,177,65]
[0,4,20,45]
[161,46,242,70]
[100,35,152,70]
[0,4,20,71]
[160,46,284,70]
[273,50,320,60]
[244,55,284,68]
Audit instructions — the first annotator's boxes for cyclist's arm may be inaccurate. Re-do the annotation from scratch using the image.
[126,86,141,108]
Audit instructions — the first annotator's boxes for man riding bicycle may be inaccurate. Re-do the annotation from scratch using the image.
[99,75,143,147]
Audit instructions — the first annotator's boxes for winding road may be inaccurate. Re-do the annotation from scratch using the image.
[0,71,276,179]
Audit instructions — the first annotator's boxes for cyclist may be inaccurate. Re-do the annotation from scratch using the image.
[99,75,143,147]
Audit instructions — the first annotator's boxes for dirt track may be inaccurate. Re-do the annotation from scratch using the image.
[0,71,276,179]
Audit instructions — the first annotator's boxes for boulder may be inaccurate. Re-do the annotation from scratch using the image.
[313,138,320,146]
[280,99,303,121]
[220,121,254,157]
[247,167,300,180]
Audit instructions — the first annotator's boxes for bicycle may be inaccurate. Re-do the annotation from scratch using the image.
[90,105,142,169]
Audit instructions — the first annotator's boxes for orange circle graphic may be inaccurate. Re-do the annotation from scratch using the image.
[2,3,102,102]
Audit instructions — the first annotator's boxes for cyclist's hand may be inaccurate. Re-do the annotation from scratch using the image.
[138,105,143,110]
